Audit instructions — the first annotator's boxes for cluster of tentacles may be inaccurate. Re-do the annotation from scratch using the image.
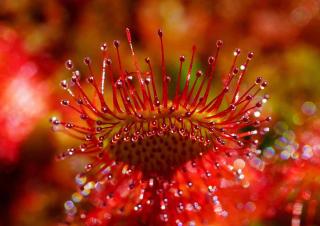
[51,28,270,225]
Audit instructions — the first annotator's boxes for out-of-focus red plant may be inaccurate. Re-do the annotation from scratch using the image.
[0,26,49,163]
[249,118,320,226]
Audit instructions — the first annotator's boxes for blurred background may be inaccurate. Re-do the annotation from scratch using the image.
[0,0,319,225]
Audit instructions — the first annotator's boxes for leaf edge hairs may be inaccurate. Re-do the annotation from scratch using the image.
[51,28,270,226]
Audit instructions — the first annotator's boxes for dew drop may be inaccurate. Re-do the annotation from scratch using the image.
[65,59,74,70]
[208,56,214,64]
[260,81,268,89]
[255,77,262,84]
[113,40,120,48]
[280,150,291,160]
[301,101,317,116]
[61,99,70,106]
[233,48,240,56]
[247,52,254,60]
[263,147,275,159]
[64,200,75,211]
[72,192,83,203]
[100,43,107,51]
[254,111,261,117]
[233,158,246,170]
[60,80,68,89]
[84,57,91,65]
[302,145,313,159]
[216,40,223,47]
[75,174,87,185]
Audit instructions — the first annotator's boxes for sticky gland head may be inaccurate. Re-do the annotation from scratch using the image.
[53,28,269,178]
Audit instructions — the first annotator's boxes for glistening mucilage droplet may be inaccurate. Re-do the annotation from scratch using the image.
[51,28,270,226]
